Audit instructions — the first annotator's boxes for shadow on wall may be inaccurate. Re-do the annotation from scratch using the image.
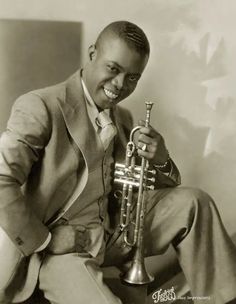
[137,7,236,231]
[0,19,82,132]
[149,31,231,165]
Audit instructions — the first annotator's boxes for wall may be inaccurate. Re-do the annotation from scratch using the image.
[0,0,236,234]
[0,19,82,130]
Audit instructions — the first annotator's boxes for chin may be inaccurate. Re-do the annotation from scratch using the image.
[100,98,117,109]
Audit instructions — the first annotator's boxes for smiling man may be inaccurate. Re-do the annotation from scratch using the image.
[82,25,148,110]
[0,21,236,304]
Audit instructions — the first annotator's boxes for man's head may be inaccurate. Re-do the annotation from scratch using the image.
[83,21,150,110]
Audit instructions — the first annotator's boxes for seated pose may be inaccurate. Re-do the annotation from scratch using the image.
[0,20,235,304]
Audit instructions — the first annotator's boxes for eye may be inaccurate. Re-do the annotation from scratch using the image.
[128,74,139,83]
[107,64,119,74]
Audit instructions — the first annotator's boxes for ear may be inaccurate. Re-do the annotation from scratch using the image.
[88,44,97,61]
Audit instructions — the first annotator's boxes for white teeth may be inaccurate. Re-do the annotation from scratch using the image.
[104,88,119,100]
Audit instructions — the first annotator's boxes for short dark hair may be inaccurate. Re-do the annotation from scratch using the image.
[95,21,150,57]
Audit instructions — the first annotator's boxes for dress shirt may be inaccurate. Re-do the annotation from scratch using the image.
[81,77,117,150]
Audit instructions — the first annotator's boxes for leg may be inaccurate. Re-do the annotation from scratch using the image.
[38,252,122,304]
[144,187,236,303]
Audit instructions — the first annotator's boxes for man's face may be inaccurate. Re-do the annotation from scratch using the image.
[84,36,148,110]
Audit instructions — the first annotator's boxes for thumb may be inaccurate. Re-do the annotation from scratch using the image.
[74,225,86,233]
[138,119,145,126]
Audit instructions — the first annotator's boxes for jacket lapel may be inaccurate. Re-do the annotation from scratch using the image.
[57,70,104,172]
[48,70,105,222]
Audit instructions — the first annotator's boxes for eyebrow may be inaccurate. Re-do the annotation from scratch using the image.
[108,61,141,77]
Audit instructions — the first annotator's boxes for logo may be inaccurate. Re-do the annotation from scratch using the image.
[152,287,176,303]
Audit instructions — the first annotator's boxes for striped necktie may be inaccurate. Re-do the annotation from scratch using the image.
[96,111,117,150]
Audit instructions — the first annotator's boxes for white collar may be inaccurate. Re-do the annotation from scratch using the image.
[81,77,111,130]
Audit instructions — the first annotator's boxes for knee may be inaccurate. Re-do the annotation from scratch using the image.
[177,187,210,200]
[173,186,215,215]
[164,186,213,212]
[39,253,77,283]
[149,187,215,215]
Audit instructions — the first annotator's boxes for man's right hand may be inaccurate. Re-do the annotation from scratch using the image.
[47,225,89,255]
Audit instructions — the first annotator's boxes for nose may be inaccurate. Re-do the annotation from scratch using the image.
[111,73,125,90]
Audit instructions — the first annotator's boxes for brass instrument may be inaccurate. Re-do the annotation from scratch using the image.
[114,102,155,285]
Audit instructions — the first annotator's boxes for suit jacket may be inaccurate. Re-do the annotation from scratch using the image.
[0,70,180,301]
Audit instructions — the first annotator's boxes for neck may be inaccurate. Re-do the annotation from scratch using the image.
[81,67,103,113]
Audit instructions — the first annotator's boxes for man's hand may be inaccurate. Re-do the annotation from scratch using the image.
[137,120,169,166]
[47,225,89,255]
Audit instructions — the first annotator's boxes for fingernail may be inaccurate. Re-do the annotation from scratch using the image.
[75,225,86,232]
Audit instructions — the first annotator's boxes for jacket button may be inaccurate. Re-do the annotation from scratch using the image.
[15,237,23,246]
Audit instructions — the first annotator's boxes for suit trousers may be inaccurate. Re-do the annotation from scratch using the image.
[38,187,236,304]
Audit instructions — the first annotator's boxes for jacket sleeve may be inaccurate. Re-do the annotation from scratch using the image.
[153,158,181,188]
[0,93,51,256]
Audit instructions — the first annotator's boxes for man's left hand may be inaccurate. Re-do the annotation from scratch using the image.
[47,225,89,255]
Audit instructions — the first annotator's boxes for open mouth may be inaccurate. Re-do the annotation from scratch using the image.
[103,87,119,100]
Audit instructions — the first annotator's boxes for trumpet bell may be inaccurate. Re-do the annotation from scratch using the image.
[121,259,154,285]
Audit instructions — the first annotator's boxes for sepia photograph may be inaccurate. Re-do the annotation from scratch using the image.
[0,1,236,303]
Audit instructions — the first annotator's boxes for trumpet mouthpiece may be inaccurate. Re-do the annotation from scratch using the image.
[145,101,154,111]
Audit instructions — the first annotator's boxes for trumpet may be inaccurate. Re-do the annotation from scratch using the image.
[114,101,155,285]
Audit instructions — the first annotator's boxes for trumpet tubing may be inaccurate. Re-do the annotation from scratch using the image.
[114,101,155,285]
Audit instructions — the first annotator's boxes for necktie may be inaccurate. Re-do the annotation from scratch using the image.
[96,111,117,150]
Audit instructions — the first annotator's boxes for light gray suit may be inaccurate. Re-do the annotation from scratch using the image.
[1,70,236,304]
[0,70,179,303]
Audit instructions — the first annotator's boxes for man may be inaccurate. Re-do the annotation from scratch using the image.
[0,20,235,304]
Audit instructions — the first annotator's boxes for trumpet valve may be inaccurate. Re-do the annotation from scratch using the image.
[147,169,156,175]
[146,177,155,183]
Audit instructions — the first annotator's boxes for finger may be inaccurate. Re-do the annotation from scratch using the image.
[51,225,75,240]
[137,143,157,155]
[139,128,159,140]
[137,142,149,153]
[137,149,153,160]
[138,120,155,132]
[48,226,77,254]
[47,239,69,255]
[138,119,145,126]
[75,237,87,248]
[75,243,87,253]
[138,134,156,145]
[74,225,86,233]
[75,228,90,249]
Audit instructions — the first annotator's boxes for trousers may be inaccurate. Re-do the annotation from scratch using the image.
[38,187,236,304]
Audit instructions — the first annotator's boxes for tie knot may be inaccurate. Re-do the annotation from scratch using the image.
[96,111,112,128]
